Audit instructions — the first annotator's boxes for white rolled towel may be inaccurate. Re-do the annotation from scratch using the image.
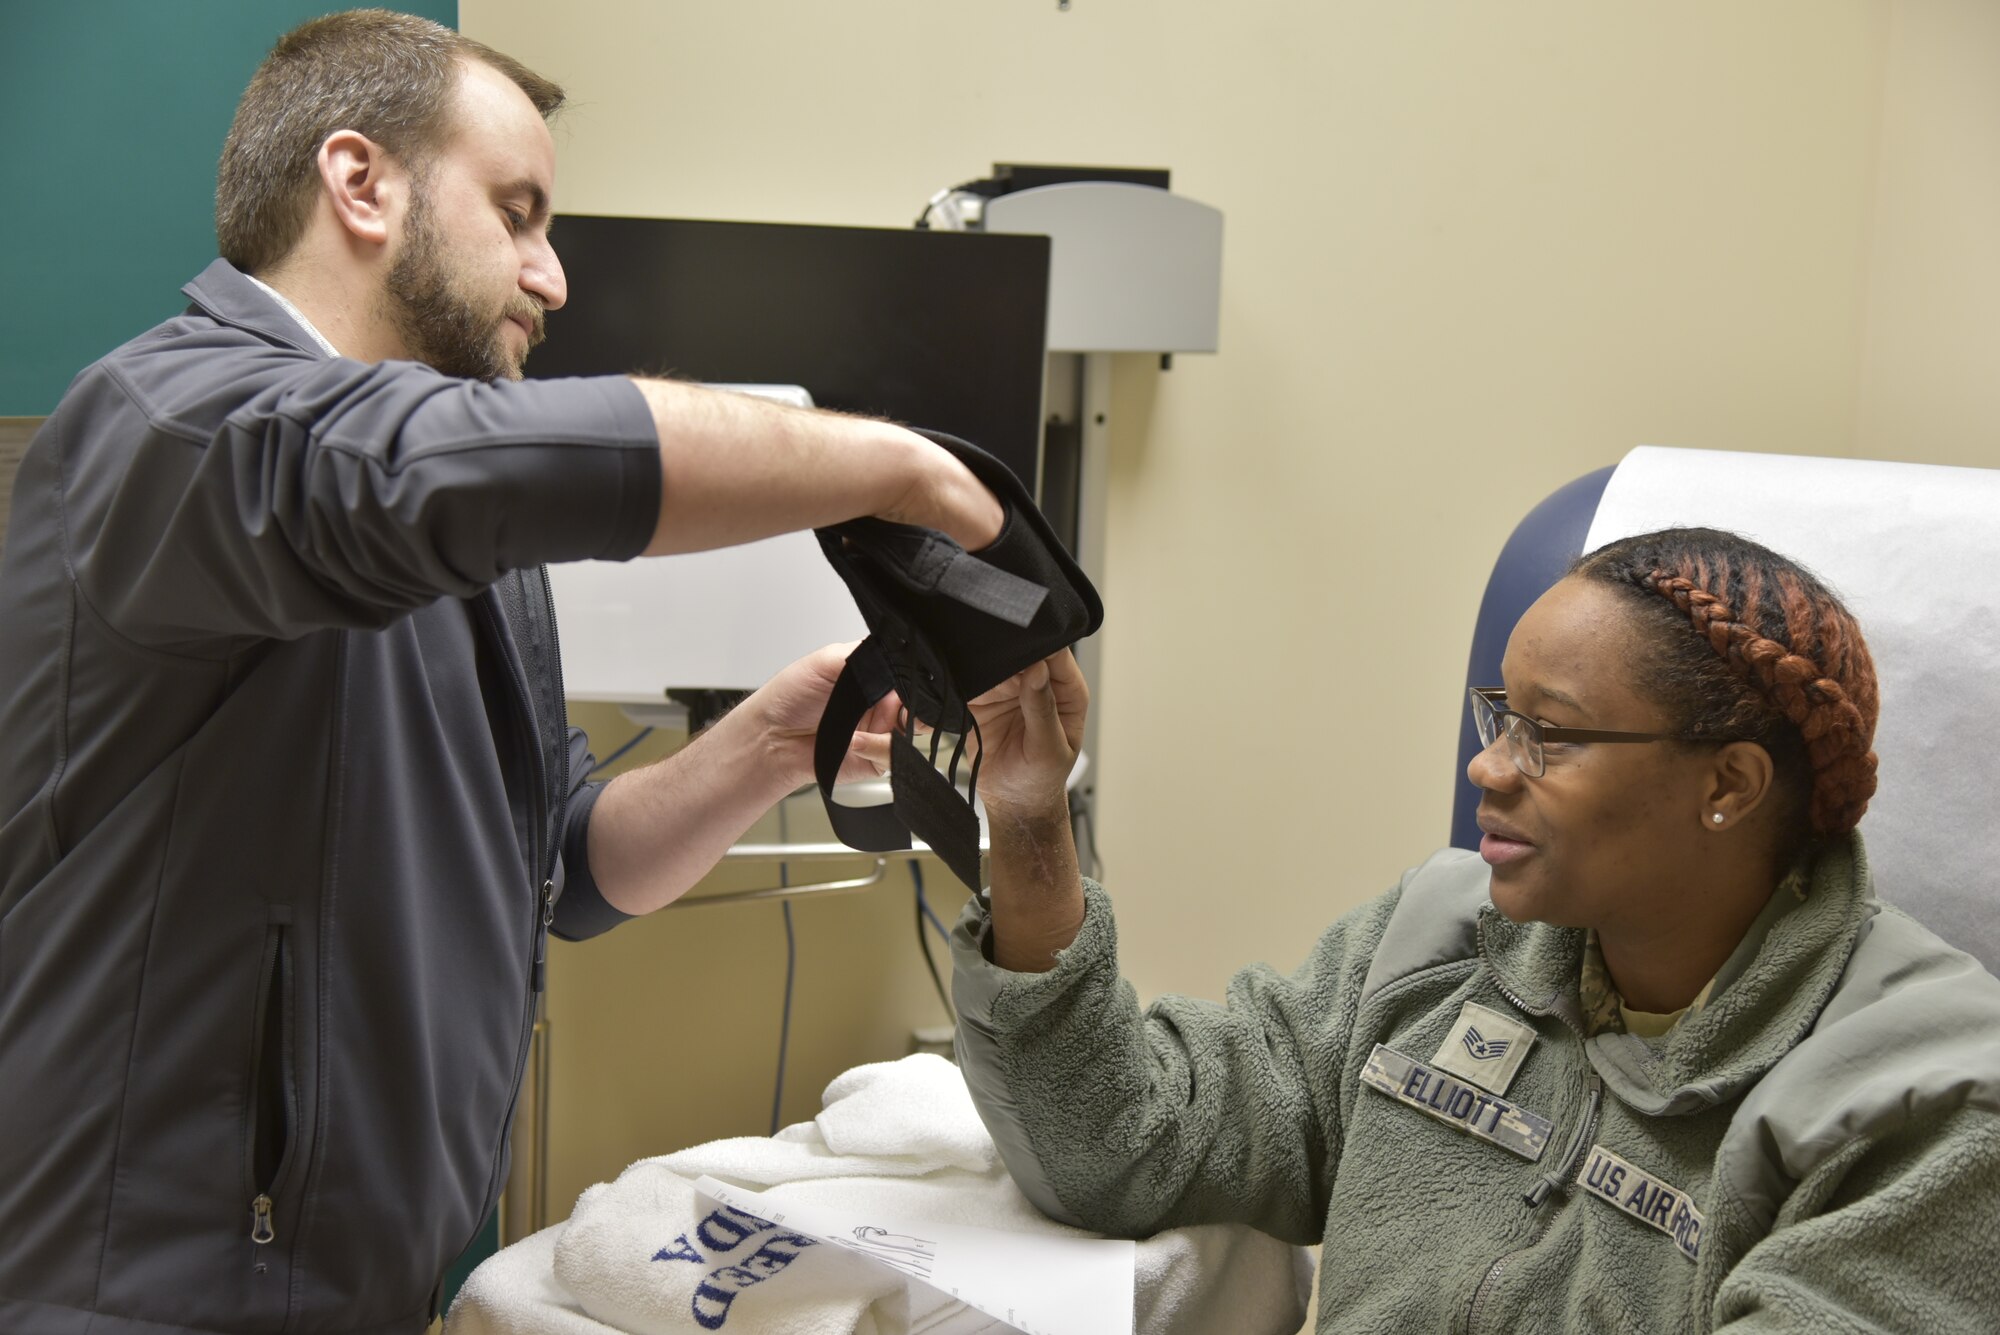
[445,1223,615,1335]
[812,1055,995,1171]
[553,1161,911,1335]
[450,1055,1311,1335]
[664,1055,995,1186]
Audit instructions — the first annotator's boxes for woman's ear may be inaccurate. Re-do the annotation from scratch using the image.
[1703,741,1776,831]
[315,130,402,250]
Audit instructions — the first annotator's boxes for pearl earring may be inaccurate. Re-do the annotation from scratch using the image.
[1712,813,1725,825]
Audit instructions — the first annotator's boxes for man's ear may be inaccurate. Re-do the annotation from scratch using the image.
[315,130,403,250]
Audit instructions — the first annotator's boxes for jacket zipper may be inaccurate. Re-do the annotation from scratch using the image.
[458,574,563,1271]
[540,565,568,778]
[531,878,554,993]
[532,564,567,995]
[1522,1075,1602,1208]
[245,919,298,1256]
[1466,956,1596,1333]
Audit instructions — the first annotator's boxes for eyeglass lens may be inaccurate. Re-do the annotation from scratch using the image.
[1471,691,1544,777]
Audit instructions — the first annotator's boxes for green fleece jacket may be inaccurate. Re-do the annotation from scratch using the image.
[951,833,2000,1333]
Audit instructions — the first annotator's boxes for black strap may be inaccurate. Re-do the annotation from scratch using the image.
[890,726,984,893]
[813,639,913,853]
[813,637,986,887]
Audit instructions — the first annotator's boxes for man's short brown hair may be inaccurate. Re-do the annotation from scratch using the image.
[215,8,564,275]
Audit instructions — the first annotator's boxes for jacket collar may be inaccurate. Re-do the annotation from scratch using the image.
[1477,831,1877,1115]
[182,258,329,360]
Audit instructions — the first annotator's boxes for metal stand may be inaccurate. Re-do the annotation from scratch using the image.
[1044,351,1114,877]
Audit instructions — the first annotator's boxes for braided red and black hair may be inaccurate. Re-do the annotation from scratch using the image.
[1571,528,1878,841]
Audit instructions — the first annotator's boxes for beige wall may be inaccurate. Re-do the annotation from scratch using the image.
[1855,0,2000,467]
[458,0,1998,1220]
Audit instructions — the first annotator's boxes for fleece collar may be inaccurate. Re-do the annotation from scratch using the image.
[1477,831,1877,1116]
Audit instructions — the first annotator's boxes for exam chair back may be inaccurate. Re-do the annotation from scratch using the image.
[1451,446,2000,976]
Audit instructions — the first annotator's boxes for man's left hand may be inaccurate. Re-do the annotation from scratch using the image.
[751,642,903,789]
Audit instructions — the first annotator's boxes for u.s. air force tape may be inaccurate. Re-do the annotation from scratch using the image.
[1360,1044,1553,1161]
[1579,1145,1705,1262]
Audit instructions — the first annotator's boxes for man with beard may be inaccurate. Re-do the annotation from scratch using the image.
[0,11,999,1334]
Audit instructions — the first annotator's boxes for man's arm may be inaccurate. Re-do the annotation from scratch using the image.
[581,642,903,915]
[577,374,1020,913]
[631,379,1001,556]
[71,350,998,652]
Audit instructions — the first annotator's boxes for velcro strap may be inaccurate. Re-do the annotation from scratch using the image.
[851,524,1050,629]
[935,550,1047,628]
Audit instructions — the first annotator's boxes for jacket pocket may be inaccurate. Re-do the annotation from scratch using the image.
[244,909,299,1252]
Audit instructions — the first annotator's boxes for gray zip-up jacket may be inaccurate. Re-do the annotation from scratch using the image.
[953,834,2000,1332]
[0,261,661,1334]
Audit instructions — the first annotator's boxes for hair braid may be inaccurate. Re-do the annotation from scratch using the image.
[1637,568,1877,834]
[1572,528,1880,848]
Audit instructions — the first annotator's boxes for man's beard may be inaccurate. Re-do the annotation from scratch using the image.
[384,190,545,381]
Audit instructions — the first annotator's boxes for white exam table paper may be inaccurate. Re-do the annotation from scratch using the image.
[694,1175,1136,1335]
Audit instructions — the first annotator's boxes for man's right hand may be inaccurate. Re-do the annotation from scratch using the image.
[878,428,1004,552]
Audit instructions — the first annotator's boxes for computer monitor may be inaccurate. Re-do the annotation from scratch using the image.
[528,214,1052,491]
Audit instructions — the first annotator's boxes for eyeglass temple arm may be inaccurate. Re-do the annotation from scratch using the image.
[1473,691,1679,745]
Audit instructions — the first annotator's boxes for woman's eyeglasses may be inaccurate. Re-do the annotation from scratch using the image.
[1468,687,1728,778]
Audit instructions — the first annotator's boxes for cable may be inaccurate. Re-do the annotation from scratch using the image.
[770,803,796,1135]
[910,857,951,942]
[587,726,654,776]
[918,889,951,943]
[910,859,954,1024]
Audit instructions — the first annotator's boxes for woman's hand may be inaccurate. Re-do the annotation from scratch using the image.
[843,650,1090,812]
[965,650,1090,816]
[844,651,1089,971]
[972,651,1090,970]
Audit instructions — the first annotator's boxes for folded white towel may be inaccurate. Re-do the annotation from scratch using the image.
[1132,1224,1315,1335]
[653,1168,1311,1335]
[445,1223,616,1335]
[664,1056,993,1185]
[448,1055,1312,1335]
[444,1218,1001,1335]
[553,1161,910,1335]
[814,1055,995,1172]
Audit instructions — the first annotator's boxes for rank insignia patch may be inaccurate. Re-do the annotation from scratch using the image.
[1360,1044,1553,1162]
[1430,1001,1537,1095]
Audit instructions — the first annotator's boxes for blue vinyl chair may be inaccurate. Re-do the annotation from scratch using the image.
[1451,447,2000,976]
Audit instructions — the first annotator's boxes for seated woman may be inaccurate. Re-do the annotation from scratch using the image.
[943,527,2000,1332]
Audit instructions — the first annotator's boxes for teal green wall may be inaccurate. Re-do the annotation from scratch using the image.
[0,2,457,414]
